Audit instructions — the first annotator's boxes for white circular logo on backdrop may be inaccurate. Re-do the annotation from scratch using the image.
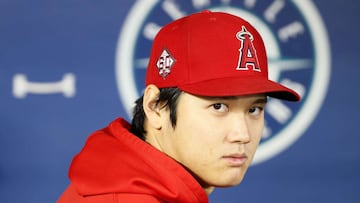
[115,0,331,165]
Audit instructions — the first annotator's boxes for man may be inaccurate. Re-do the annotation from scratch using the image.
[58,10,300,203]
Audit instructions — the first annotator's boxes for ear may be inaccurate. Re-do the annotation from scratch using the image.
[143,84,164,130]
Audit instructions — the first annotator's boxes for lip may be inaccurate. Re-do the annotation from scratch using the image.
[222,154,248,166]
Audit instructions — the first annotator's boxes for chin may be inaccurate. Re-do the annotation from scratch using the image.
[215,174,246,188]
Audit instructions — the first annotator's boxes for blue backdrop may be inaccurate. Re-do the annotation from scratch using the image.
[1,0,359,202]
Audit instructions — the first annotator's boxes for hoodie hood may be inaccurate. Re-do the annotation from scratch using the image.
[69,118,208,203]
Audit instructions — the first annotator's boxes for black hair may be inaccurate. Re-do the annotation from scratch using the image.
[130,87,182,140]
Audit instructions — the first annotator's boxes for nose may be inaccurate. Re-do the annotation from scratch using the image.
[225,115,251,144]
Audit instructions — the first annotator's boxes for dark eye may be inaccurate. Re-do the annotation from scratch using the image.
[212,103,228,112]
[249,106,263,116]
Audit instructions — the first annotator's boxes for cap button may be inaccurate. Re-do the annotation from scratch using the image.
[201,10,212,13]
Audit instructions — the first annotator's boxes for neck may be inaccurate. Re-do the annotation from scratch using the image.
[203,186,215,195]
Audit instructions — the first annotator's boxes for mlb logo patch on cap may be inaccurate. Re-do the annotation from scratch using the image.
[156,48,176,79]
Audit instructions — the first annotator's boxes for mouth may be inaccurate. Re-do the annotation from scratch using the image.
[222,154,248,167]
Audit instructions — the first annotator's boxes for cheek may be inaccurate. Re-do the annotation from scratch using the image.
[247,120,264,158]
[173,114,221,164]
[253,120,264,143]
[176,115,218,150]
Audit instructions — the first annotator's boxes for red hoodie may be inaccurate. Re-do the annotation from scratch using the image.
[57,118,208,203]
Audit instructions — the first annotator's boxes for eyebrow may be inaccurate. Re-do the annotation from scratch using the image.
[201,95,268,104]
[253,97,268,105]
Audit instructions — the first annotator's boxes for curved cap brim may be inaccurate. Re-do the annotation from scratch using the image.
[178,77,300,101]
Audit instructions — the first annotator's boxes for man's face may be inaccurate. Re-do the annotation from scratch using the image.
[158,92,267,189]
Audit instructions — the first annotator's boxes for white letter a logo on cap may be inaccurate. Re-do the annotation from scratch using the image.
[236,26,261,72]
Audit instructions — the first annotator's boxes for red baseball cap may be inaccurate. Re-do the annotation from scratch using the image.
[146,10,300,101]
